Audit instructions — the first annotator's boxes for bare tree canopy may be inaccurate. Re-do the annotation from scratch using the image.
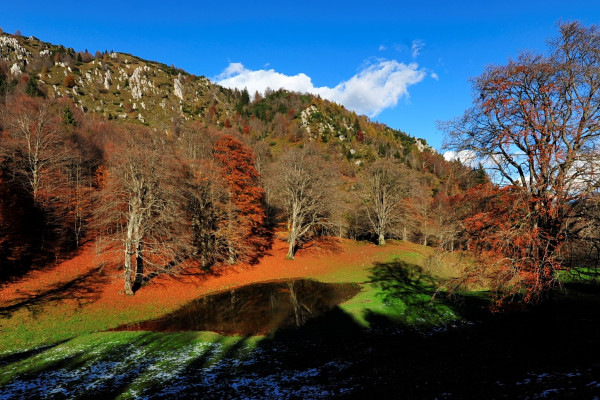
[266,146,338,259]
[360,158,410,246]
[444,22,600,200]
[1,96,66,200]
[94,126,191,295]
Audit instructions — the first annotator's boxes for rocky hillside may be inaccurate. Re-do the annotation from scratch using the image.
[0,30,487,281]
[0,32,223,129]
[0,32,433,161]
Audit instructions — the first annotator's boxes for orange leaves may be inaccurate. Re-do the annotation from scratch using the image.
[212,135,267,263]
[63,74,76,88]
[93,166,109,189]
[460,184,565,304]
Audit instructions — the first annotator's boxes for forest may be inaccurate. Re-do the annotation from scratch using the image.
[2,22,600,304]
[0,38,492,296]
[1,21,600,399]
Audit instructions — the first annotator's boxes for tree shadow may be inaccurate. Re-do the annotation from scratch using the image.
[0,339,70,368]
[0,265,111,318]
[139,334,254,398]
[298,236,343,255]
[4,259,600,399]
[367,260,465,324]
[4,281,600,399]
[0,332,166,399]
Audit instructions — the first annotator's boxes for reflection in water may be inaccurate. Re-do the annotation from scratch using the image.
[113,279,361,335]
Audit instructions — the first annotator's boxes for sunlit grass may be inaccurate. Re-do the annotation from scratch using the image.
[0,240,490,399]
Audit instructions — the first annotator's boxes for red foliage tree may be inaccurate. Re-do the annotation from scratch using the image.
[212,135,267,263]
[455,184,564,305]
[443,22,600,303]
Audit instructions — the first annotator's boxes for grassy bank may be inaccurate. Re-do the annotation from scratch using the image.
[1,239,599,399]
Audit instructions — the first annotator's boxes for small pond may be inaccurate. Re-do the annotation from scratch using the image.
[112,279,361,335]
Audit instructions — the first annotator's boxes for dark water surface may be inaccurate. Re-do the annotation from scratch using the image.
[113,279,361,335]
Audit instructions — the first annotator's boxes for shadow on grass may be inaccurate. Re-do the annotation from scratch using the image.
[298,236,343,254]
[133,263,600,398]
[3,263,600,399]
[0,340,70,368]
[0,332,258,399]
[367,259,490,325]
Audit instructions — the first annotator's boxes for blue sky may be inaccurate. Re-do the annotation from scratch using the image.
[2,1,600,149]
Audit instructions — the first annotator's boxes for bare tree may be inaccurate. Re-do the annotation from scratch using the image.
[94,126,191,295]
[266,146,338,259]
[359,158,410,245]
[1,96,65,200]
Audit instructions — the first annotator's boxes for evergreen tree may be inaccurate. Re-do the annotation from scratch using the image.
[25,75,42,97]
[63,105,76,126]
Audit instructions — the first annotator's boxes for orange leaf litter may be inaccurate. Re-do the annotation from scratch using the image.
[0,237,422,317]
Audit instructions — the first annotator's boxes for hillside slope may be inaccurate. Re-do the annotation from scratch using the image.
[0,31,435,164]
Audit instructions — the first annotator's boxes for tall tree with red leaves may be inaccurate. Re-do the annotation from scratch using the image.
[443,22,600,303]
[212,135,267,264]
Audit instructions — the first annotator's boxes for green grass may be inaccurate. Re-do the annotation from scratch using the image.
[3,243,600,398]
[0,242,456,353]
[303,242,458,328]
[0,301,177,352]
[0,242,483,398]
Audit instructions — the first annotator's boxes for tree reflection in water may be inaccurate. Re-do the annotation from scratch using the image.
[113,279,360,335]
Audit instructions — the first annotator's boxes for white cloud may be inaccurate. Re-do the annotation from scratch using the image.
[430,72,439,81]
[216,60,426,117]
[378,44,387,51]
[443,150,477,166]
[411,39,425,58]
[393,43,405,52]
[216,62,314,94]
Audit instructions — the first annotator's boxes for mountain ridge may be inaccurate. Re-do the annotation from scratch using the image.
[0,31,433,159]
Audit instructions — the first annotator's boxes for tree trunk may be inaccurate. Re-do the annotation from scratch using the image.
[227,208,236,264]
[124,209,137,296]
[287,239,296,259]
[287,218,298,259]
[133,242,144,292]
[228,240,236,264]
[124,242,134,295]
[378,232,386,246]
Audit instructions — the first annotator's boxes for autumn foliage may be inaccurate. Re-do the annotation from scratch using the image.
[443,22,600,304]
[212,135,267,263]
[456,184,564,305]
[6,27,582,304]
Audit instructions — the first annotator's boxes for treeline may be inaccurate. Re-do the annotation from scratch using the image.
[0,89,489,293]
[5,27,600,306]
[0,95,270,294]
